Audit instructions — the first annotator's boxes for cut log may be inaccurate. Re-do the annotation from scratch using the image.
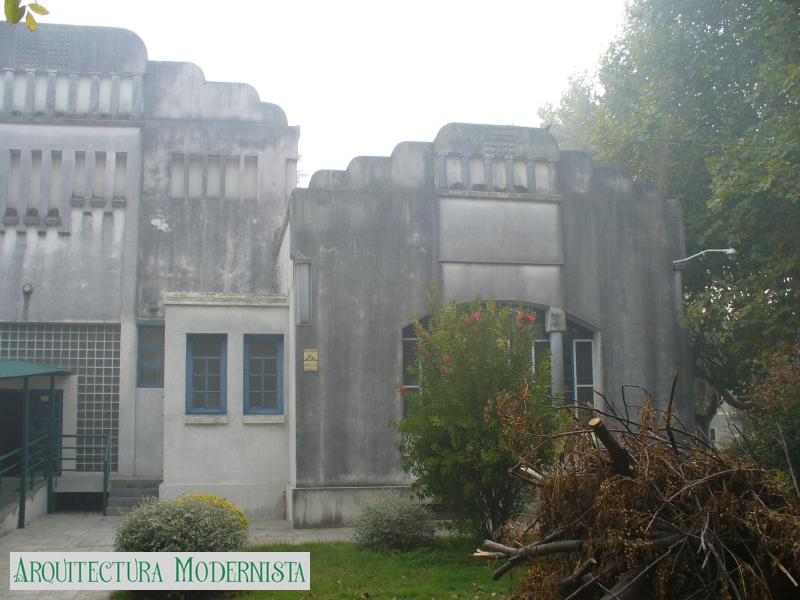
[485,539,583,580]
[589,417,633,474]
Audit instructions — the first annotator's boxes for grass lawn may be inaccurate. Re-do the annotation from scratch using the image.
[238,537,512,600]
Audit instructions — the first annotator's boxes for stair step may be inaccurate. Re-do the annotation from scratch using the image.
[110,478,162,489]
[108,487,159,499]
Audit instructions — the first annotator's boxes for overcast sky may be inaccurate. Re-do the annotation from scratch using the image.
[42,0,627,181]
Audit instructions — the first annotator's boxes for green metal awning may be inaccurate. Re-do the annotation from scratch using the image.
[0,360,72,380]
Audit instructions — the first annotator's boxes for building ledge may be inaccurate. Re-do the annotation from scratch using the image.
[164,292,289,307]
[243,414,285,424]
[184,414,228,425]
[438,190,562,202]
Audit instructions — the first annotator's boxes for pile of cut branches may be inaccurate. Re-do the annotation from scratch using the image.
[479,381,800,600]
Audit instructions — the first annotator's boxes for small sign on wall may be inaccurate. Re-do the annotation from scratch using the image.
[303,349,318,372]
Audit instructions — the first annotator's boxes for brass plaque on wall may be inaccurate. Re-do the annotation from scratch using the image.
[303,349,318,372]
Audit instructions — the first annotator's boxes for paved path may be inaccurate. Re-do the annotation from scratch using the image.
[2,511,354,599]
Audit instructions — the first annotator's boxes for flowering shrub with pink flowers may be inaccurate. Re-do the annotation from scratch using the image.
[392,290,562,537]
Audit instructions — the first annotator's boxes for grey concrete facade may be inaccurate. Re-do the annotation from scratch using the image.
[280,124,691,526]
[2,25,689,527]
[0,24,299,495]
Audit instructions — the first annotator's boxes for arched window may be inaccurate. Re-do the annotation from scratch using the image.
[399,311,596,413]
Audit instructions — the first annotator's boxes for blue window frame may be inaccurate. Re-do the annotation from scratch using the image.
[138,326,165,387]
[244,335,283,414]
[186,334,227,413]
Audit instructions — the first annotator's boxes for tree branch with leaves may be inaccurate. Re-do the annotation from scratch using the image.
[5,0,49,31]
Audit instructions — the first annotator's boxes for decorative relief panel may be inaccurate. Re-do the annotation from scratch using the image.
[13,27,71,71]
[434,124,560,193]
[0,69,141,118]
[169,153,258,201]
[1,146,129,234]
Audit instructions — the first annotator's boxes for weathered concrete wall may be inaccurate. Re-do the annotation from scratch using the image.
[287,124,691,526]
[291,486,411,529]
[1,24,298,486]
[143,61,287,125]
[136,61,299,318]
[160,295,292,517]
[558,150,693,419]
[0,124,142,323]
[134,386,164,477]
[137,118,298,317]
[290,142,437,496]
[0,24,147,120]
[0,24,147,76]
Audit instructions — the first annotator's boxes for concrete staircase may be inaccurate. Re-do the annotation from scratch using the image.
[106,478,161,516]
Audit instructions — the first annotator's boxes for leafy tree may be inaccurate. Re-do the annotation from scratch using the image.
[5,1,49,31]
[537,71,597,153]
[746,347,800,484]
[393,293,559,537]
[541,0,800,428]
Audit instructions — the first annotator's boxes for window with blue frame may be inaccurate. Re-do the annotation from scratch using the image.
[244,335,283,414]
[186,334,227,413]
[138,326,165,387]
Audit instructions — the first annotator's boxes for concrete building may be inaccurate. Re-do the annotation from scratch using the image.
[0,24,691,528]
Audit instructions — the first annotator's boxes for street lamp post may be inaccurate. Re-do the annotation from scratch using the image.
[672,248,737,314]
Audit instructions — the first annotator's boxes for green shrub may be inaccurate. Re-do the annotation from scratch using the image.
[393,292,561,537]
[351,493,436,552]
[114,495,249,553]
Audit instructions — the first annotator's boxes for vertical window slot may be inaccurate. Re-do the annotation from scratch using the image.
[29,150,42,207]
[113,153,127,199]
[296,263,312,325]
[207,156,221,199]
[73,151,86,199]
[188,155,203,200]
[50,151,62,208]
[224,155,240,199]
[75,75,91,114]
[170,154,185,199]
[243,156,257,200]
[94,151,107,199]
[7,149,21,209]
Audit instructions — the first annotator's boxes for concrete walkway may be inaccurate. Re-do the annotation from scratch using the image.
[2,511,354,599]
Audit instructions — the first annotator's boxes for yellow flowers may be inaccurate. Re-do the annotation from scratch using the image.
[176,493,249,530]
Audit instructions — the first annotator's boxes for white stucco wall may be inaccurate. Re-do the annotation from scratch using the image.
[160,294,292,517]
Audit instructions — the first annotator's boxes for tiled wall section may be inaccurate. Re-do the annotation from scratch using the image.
[0,323,120,470]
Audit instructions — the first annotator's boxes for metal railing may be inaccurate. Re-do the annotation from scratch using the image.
[54,434,111,517]
[0,433,110,528]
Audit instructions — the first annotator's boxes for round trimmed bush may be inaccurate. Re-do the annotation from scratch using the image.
[351,493,436,552]
[174,493,249,530]
[114,495,249,553]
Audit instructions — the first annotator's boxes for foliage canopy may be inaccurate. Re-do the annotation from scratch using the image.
[540,0,800,427]
[747,346,800,482]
